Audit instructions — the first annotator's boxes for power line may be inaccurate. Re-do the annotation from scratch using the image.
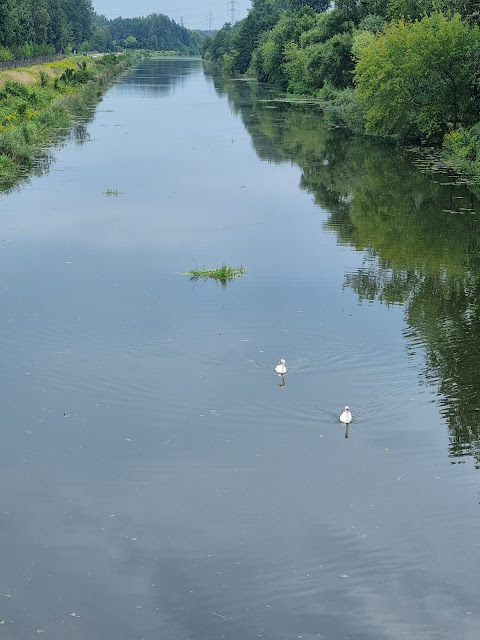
[96,1,251,28]
[98,1,240,17]
[226,0,239,24]
[207,11,214,29]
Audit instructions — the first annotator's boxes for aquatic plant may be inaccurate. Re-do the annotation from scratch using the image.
[103,189,123,196]
[183,264,248,286]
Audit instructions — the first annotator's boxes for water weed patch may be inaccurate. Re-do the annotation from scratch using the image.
[183,264,249,286]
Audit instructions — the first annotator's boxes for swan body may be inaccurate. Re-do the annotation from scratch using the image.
[340,405,352,423]
[275,359,286,374]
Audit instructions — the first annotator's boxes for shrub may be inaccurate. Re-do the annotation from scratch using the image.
[95,53,118,67]
[4,81,30,99]
[0,46,14,62]
[38,70,49,87]
[59,67,91,86]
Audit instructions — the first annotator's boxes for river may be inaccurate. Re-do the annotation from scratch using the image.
[0,57,479,639]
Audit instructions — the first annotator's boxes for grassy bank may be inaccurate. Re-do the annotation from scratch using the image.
[0,51,141,189]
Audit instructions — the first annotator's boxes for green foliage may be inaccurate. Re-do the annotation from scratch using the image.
[357,14,386,32]
[0,3,202,56]
[323,86,367,133]
[184,264,248,286]
[299,9,354,47]
[124,35,138,49]
[209,25,233,63]
[435,0,480,25]
[38,70,49,87]
[305,31,355,89]
[95,53,118,67]
[59,67,91,86]
[0,52,138,188]
[334,0,390,24]
[284,41,310,92]
[278,0,329,9]
[0,1,93,53]
[443,124,480,176]
[354,12,480,140]
[107,13,204,54]
[4,81,29,99]
[204,0,333,76]
[254,8,318,88]
[0,46,14,61]
[206,4,358,93]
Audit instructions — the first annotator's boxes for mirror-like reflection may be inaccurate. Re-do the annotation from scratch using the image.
[0,58,479,640]
[208,69,480,469]
[120,57,204,96]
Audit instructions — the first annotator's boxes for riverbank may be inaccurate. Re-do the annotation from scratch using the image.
[309,89,480,185]
[0,51,141,189]
[241,81,480,186]
[204,6,480,184]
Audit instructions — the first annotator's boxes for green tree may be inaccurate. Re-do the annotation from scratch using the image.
[334,0,389,23]
[306,31,354,89]
[354,12,480,140]
[299,8,354,46]
[124,35,137,48]
[231,9,278,73]
[255,7,317,87]
[0,0,17,48]
[386,0,434,20]
[280,0,329,10]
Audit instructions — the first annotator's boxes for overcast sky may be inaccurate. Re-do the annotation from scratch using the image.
[93,0,252,30]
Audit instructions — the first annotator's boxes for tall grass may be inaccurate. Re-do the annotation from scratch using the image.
[0,52,140,188]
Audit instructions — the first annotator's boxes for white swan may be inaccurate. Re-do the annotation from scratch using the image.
[340,405,352,423]
[275,359,286,374]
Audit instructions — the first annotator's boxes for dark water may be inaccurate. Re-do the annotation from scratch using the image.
[0,58,479,639]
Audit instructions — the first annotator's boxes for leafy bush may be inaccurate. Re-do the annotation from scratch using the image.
[357,14,385,33]
[0,46,14,61]
[4,81,30,99]
[354,12,480,141]
[0,128,31,164]
[38,70,49,87]
[59,67,92,85]
[325,87,367,134]
[305,31,354,90]
[14,42,55,59]
[95,53,118,67]
[443,124,480,175]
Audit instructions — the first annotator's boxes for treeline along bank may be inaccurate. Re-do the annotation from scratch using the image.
[0,1,204,59]
[203,0,480,177]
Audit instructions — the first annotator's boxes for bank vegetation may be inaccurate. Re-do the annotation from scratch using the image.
[203,0,480,179]
[0,51,140,187]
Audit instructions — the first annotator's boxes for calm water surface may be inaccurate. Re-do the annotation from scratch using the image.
[0,58,479,639]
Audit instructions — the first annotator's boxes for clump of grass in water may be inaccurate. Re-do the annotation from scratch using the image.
[183,264,248,286]
[103,188,123,196]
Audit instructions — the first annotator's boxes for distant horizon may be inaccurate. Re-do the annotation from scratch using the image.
[93,1,252,30]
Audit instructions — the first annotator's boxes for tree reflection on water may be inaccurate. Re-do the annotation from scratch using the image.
[206,68,480,468]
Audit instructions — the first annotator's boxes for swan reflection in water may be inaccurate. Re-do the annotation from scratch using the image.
[275,358,286,387]
[340,405,352,439]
